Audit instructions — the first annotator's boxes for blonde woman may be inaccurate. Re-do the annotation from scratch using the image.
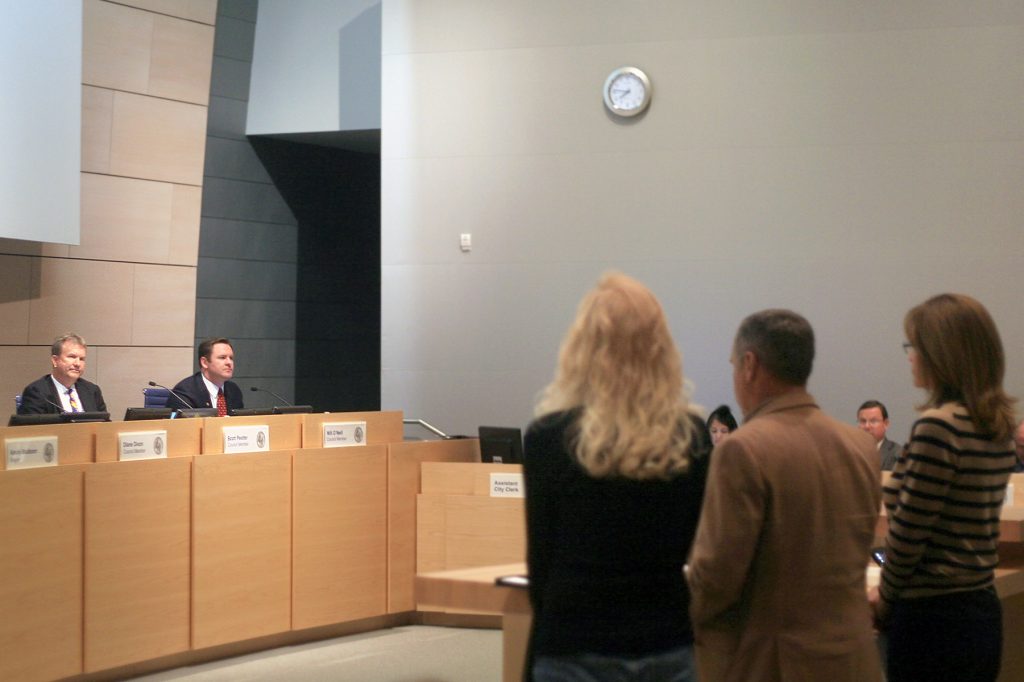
[524,272,711,682]
[871,294,1017,682]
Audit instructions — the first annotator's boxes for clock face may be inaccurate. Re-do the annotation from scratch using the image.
[604,67,651,117]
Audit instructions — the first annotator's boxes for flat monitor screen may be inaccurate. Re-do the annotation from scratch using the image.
[174,408,219,419]
[229,407,274,417]
[124,407,174,421]
[273,405,313,415]
[478,426,523,465]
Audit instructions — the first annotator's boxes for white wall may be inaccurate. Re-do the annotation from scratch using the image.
[0,1,81,244]
[248,0,380,135]
[381,1,1024,438]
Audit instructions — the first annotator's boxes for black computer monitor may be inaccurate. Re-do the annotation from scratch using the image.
[124,407,174,421]
[174,408,219,418]
[8,413,64,426]
[63,411,110,423]
[228,407,274,416]
[273,405,313,415]
[478,426,524,464]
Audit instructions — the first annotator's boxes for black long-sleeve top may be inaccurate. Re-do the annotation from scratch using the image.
[524,409,711,657]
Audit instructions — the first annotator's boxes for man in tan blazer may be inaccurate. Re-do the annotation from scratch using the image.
[687,309,883,682]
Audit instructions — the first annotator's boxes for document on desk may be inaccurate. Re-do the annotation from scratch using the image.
[496,574,530,589]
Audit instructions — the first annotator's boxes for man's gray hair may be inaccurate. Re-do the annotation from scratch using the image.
[734,309,814,386]
[51,332,86,356]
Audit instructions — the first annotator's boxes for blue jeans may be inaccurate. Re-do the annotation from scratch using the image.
[533,645,696,682]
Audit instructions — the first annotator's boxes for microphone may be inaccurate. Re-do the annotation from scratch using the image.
[148,380,196,409]
[44,397,67,413]
[250,386,293,406]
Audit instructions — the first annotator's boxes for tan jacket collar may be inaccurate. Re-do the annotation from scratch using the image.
[744,387,817,421]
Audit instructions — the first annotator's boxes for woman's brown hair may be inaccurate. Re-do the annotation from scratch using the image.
[905,293,1016,441]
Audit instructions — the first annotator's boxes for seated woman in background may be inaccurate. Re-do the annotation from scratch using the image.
[706,404,738,446]
[523,272,712,682]
[870,293,1017,682]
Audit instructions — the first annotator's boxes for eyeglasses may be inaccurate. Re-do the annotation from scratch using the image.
[902,342,913,354]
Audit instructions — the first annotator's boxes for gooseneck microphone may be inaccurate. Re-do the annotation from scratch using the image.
[44,397,67,413]
[148,380,196,409]
[250,386,294,407]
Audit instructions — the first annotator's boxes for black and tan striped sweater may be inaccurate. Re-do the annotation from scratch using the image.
[880,402,1016,603]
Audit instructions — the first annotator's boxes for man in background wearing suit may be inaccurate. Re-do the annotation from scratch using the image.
[166,337,244,416]
[18,333,107,414]
[857,399,902,471]
[687,309,882,682]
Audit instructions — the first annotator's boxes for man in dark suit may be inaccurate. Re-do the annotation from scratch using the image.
[857,399,903,471]
[166,337,244,415]
[18,333,107,414]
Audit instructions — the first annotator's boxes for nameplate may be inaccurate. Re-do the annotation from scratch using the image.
[223,425,270,454]
[5,436,59,470]
[490,472,524,498]
[322,421,367,448]
[118,430,168,461]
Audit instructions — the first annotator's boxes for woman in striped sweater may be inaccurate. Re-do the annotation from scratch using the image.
[871,293,1017,682]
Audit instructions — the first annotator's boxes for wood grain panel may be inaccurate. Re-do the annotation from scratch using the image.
[83,0,152,93]
[387,439,479,613]
[78,173,175,263]
[416,494,447,574]
[82,86,114,173]
[131,264,198,346]
[192,452,292,648]
[117,0,217,24]
[109,91,207,185]
[302,411,404,447]
[90,345,194,424]
[94,418,202,462]
[201,414,304,454]
[444,495,526,570]
[28,258,134,346]
[0,422,98,469]
[169,184,201,265]
[0,466,84,681]
[293,447,388,629]
[149,14,214,105]
[0,254,32,344]
[84,458,191,671]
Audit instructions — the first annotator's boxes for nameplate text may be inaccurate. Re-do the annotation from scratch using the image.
[223,425,270,454]
[490,472,524,498]
[5,436,59,470]
[118,430,168,461]
[322,421,367,448]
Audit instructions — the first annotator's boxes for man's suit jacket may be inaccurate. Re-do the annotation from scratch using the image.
[18,375,107,415]
[166,372,244,412]
[687,390,882,682]
[879,437,902,471]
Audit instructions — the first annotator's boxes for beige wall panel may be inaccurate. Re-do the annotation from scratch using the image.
[131,264,197,346]
[91,345,194,420]
[94,416,203,462]
[169,184,201,265]
[0,346,53,425]
[387,438,479,613]
[192,452,292,649]
[78,173,174,263]
[28,258,134,346]
[293,447,388,629]
[0,255,32,344]
[82,86,114,174]
[302,410,405,447]
[84,458,191,671]
[0,466,83,681]
[117,0,217,25]
[150,15,214,105]
[109,92,207,185]
[82,0,152,93]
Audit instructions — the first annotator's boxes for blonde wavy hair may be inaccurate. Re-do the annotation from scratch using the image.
[536,272,698,480]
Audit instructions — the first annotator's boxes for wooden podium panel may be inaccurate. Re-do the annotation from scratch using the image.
[440,496,526,571]
[293,446,388,629]
[302,411,404,448]
[84,457,191,671]
[387,438,479,613]
[192,451,292,648]
[200,413,303,454]
[94,417,203,462]
[0,421,97,468]
[0,466,84,681]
